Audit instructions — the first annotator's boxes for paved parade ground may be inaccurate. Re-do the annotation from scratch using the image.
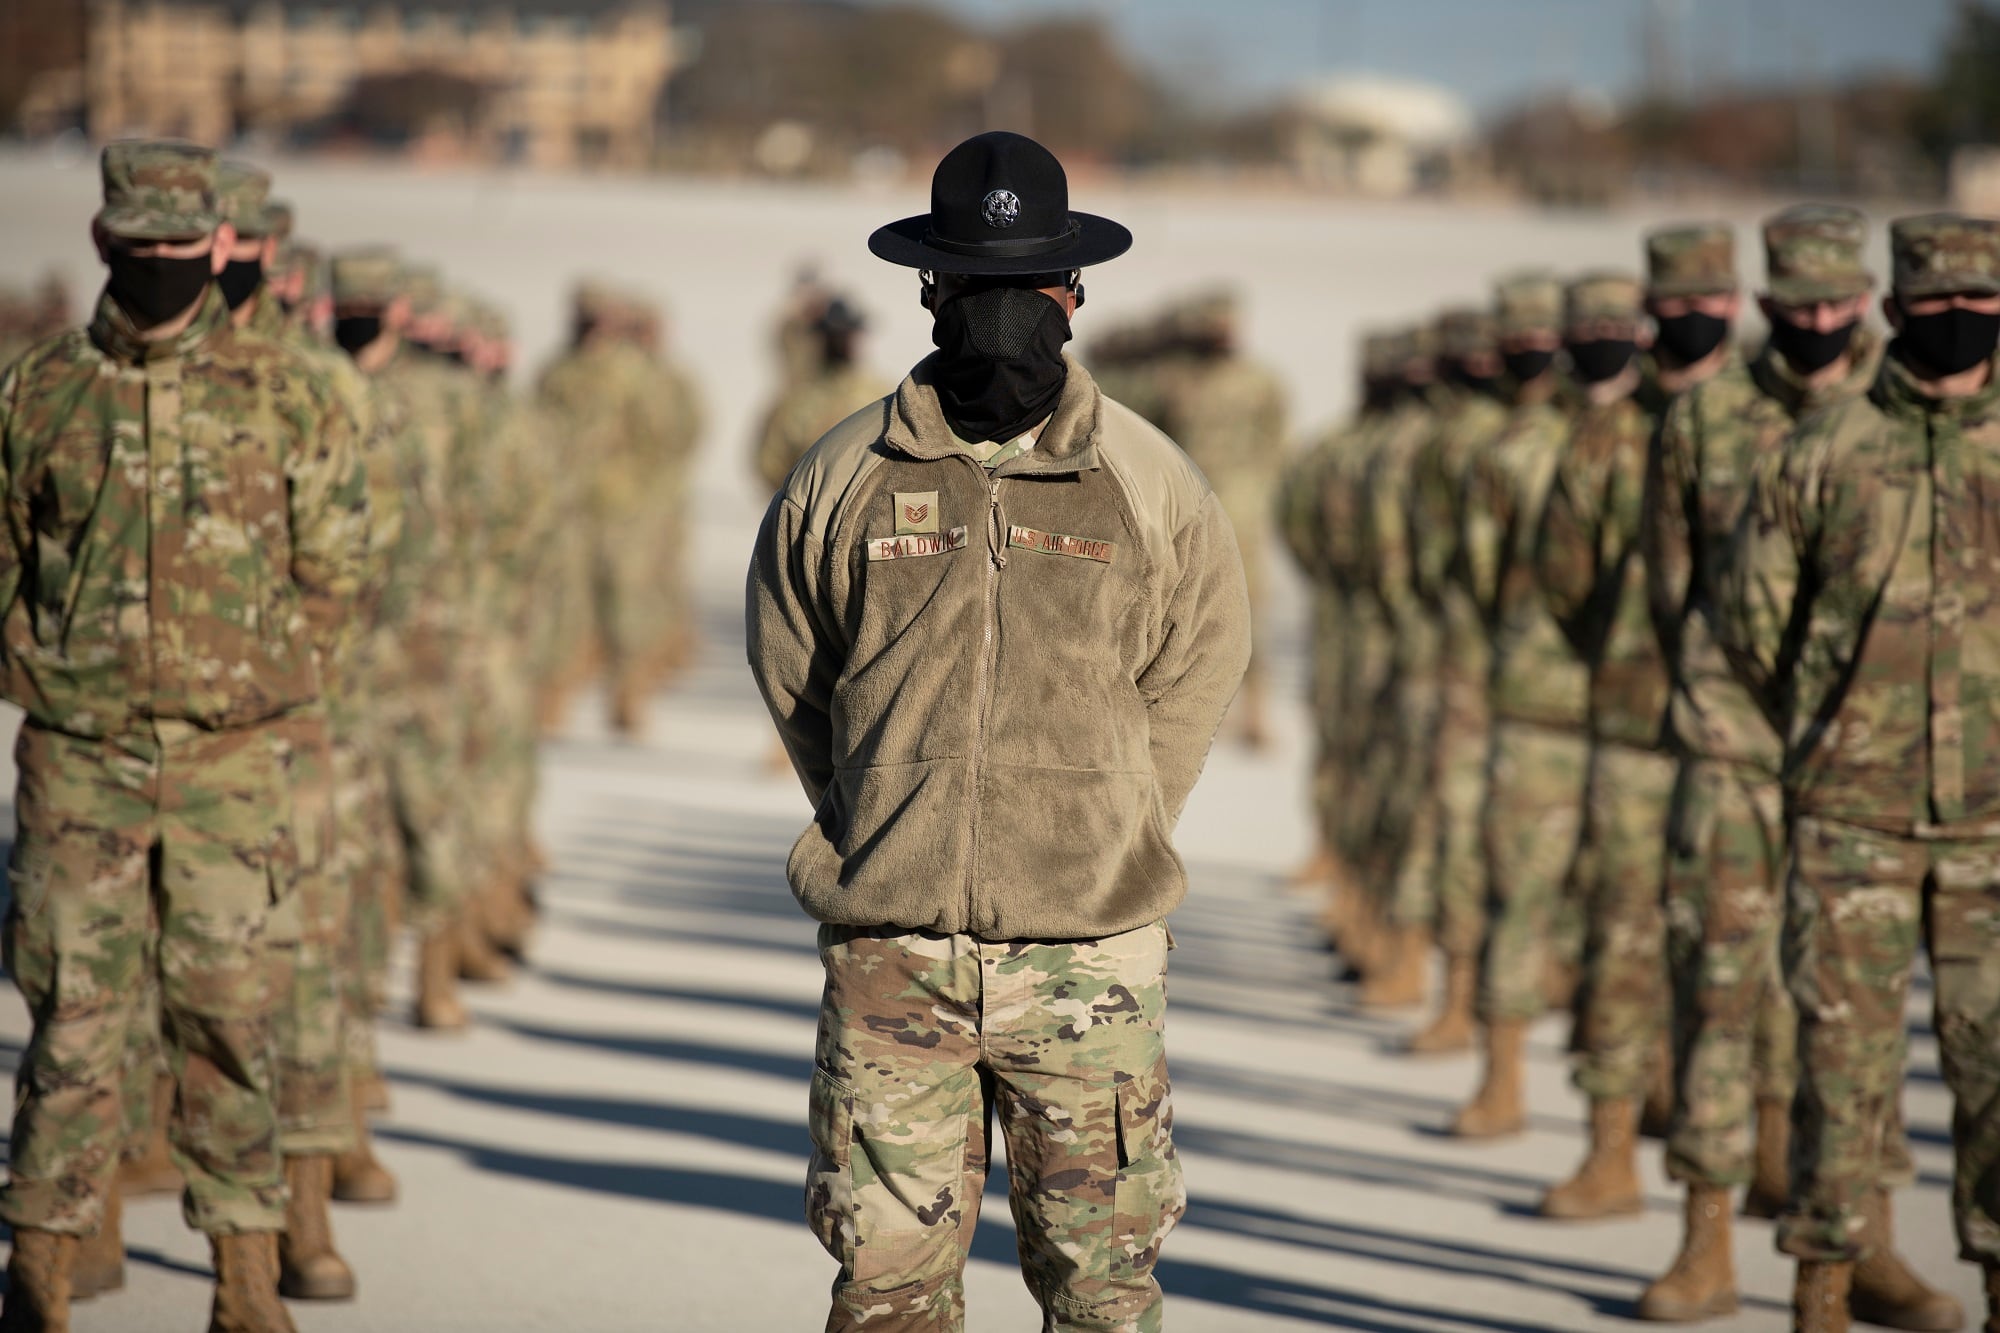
[0,153,1973,1330]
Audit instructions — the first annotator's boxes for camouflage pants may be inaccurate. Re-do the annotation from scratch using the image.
[1662,759,1798,1188]
[462,629,539,893]
[1477,720,1589,1023]
[593,517,661,697]
[1333,600,1393,868]
[1571,743,1676,1100]
[808,922,1184,1333]
[2,719,299,1236]
[1428,670,1491,960]
[1778,816,2000,1265]
[383,658,473,930]
[1308,586,1351,851]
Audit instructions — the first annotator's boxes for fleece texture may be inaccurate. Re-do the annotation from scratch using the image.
[746,355,1251,940]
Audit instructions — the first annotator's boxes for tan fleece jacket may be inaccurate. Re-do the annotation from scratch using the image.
[747,355,1252,940]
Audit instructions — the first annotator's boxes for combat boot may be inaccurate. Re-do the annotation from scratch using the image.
[1285,843,1337,891]
[1539,1096,1643,1219]
[1361,924,1430,1011]
[1237,675,1271,752]
[116,1071,183,1197]
[0,1229,76,1332]
[277,1156,354,1301]
[1849,1189,1964,1331]
[1743,1097,1790,1219]
[1450,1019,1526,1139]
[1794,1261,1852,1333]
[455,904,512,985]
[331,1085,398,1206]
[413,927,468,1032]
[208,1232,296,1333]
[1981,1264,1997,1333]
[1406,953,1477,1055]
[354,1071,391,1115]
[71,1191,123,1301]
[609,676,648,739]
[1637,1184,1737,1322]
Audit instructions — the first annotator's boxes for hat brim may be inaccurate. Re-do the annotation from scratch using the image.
[96,206,219,242]
[868,211,1132,275]
[1766,275,1873,305]
[1896,273,2000,299]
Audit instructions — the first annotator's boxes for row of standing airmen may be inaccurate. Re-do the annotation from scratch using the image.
[0,139,703,1332]
[1273,207,2000,1332]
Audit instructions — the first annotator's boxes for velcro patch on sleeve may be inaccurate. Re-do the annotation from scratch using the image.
[1006,525,1115,564]
[866,526,968,562]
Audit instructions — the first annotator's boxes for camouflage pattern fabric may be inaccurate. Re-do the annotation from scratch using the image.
[1764,204,1872,305]
[1889,212,2000,298]
[1645,223,1738,297]
[810,921,1182,1332]
[95,139,220,241]
[754,363,891,493]
[1477,719,1589,1023]
[1779,817,2000,1264]
[2,718,306,1237]
[1661,759,1796,1187]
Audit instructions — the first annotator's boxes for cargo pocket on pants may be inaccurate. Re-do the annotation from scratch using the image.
[805,1067,855,1265]
[1112,1061,1186,1282]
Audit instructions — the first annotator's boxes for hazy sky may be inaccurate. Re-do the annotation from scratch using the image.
[930,0,1962,112]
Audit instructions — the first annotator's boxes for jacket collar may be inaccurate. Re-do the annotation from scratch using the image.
[1870,339,2000,427]
[1748,326,1881,418]
[89,283,229,367]
[885,353,1103,473]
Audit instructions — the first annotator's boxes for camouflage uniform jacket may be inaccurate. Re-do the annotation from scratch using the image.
[1646,333,1882,775]
[1152,355,1289,526]
[754,364,892,493]
[1358,395,1446,672]
[1536,385,1670,749]
[1462,396,1589,731]
[747,357,1250,940]
[0,286,369,737]
[1409,383,1509,682]
[1723,348,2000,834]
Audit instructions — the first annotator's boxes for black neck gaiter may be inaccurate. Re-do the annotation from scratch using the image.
[1898,305,2000,378]
[217,258,264,311]
[1501,348,1555,386]
[1768,319,1857,376]
[333,315,383,356]
[106,253,213,328]
[1568,338,1639,385]
[930,286,1071,444]
[1655,311,1730,366]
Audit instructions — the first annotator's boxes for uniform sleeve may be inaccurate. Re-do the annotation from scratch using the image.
[752,395,794,494]
[1717,446,1812,723]
[288,368,373,678]
[1534,442,1607,658]
[746,492,844,804]
[1643,400,1697,668]
[1459,446,1508,625]
[1137,492,1253,822]
[0,370,21,626]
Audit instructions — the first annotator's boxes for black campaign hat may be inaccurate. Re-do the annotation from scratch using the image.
[869,132,1132,277]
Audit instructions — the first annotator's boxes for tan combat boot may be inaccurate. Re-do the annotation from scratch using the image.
[454,903,512,985]
[0,1229,76,1332]
[1743,1096,1790,1219]
[70,1191,123,1301]
[1794,1260,1853,1333]
[354,1071,391,1115]
[1849,1189,1965,1331]
[1539,1096,1644,1219]
[277,1156,354,1301]
[1407,953,1477,1055]
[1450,1019,1527,1139]
[1981,1264,1997,1333]
[1361,924,1431,1011]
[116,1071,183,1197]
[1637,1184,1738,1322]
[1284,843,1337,892]
[331,1085,398,1206]
[413,926,468,1032]
[209,1232,296,1333]
[609,675,647,739]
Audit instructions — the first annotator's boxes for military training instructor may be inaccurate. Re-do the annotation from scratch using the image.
[746,131,1252,1332]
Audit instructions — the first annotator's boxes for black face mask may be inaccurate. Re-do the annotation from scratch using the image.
[1502,348,1555,385]
[930,284,1071,444]
[1767,318,1857,376]
[1655,311,1730,366]
[1567,338,1639,385]
[1444,360,1499,396]
[333,315,383,356]
[1361,377,1401,411]
[216,257,264,311]
[1897,304,2000,378]
[105,252,213,327]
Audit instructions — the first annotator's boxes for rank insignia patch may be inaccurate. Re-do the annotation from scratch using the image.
[894,491,939,535]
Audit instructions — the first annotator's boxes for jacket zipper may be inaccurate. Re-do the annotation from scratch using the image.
[967,462,1006,930]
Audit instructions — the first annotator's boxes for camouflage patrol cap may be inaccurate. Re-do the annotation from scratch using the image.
[1645,223,1737,297]
[216,161,276,238]
[266,199,295,243]
[1437,305,1497,359]
[290,243,326,306]
[329,246,402,306]
[1360,329,1403,379]
[1565,270,1645,326]
[1181,287,1240,339]
[1403,322,1438,363]
[1762,204,1870,304]
[1890,212,2000,297]
[96,139,220,241]
[403,264,444,317]
[1493,268,1563,335]
[573,277,623,322]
